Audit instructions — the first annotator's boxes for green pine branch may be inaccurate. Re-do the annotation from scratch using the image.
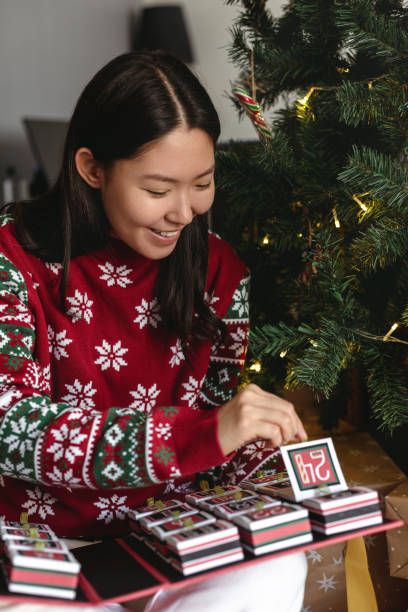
[363,346,408,430]
[351,217,408,271]
[335,0,408,59]
[336,80,399,127]
[338,145,408,209]
[294,318,355,397]
[250,321,315,357]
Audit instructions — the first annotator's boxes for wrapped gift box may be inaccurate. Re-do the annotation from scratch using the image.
[385,479,408,579]
[302,432,408,611]
[303,542,348,611]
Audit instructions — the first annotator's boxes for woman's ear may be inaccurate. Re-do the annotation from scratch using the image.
[74,148,104,188]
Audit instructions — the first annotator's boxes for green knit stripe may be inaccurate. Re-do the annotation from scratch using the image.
[0,395,65,481]
[223,274,250,322]
[0,323,34,360]
[199,362,240,407]
[0,254,36,373]
[94,407,151,488]
[0,252,29,306]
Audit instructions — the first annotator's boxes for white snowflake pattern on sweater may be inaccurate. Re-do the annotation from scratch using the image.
[94,495,131,524]
[94,340,128,371]
[181,376,204,408]
[134,298,162,329]
[231,278,250,319]
[129,383,161,413]
[229,327,247,357]
[46,424,87,464]
[48,326,73,360]
[0,456,32,479]
[61,379,97,410]
[66,290,94,324]
[21,487,57,520]
[169,338,185,368]
[98,262,133,288]
[46,466,81,487]
[2,414,42,458]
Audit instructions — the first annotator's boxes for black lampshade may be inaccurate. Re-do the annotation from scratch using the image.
[135,5,194,63]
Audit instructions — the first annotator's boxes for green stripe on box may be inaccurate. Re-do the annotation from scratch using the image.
[12,565,76,576]
[239,516,307,536]
[251,529,311,548]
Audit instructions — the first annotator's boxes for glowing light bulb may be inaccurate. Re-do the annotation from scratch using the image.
[352,192,370,212]
[298,87,316,106]
[249,362,262,372]
[383,322,399,341]
[332,208,341,228]
[262,236,269,245]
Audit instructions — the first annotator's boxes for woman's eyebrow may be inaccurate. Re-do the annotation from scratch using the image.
[142,165,215,183]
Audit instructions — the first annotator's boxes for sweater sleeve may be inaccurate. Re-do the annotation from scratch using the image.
[0,251,239,490]
[198,273,250,410]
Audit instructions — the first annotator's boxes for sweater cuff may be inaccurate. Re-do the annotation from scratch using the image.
[172,406,231,477]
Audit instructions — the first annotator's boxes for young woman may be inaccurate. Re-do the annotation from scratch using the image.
[0,51,307,611]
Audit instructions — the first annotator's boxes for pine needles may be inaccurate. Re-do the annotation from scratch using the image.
[215,0,408,432]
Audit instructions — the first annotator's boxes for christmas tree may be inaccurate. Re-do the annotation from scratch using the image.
[214,0,408,432]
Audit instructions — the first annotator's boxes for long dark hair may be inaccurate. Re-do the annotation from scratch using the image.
[8,51,224,350]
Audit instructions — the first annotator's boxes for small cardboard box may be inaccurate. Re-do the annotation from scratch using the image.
[385,479,408,579]
[302,432,408,611]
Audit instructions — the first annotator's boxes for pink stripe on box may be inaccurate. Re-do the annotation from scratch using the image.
[9,567,78,588]
[240,519,310,545]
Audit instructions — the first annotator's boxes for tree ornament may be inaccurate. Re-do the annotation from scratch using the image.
[232,87,272,142]
[299,248,322,285]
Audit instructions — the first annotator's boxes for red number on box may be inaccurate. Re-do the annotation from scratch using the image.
[294,448,334,486]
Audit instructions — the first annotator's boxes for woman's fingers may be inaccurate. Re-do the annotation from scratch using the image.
[217,383,308,456]
[254,387,308,442]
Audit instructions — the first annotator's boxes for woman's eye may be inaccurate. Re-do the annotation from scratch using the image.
[146,189,168,197]
[196,183,212,190]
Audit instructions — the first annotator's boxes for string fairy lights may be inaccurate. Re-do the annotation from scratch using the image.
[352,192,371,212]
[383,322,399,342]
[332,208,341,228]
[298,87,318,107]
[249,361,262,372]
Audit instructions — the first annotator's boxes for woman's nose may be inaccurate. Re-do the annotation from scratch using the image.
[166,193,194,225]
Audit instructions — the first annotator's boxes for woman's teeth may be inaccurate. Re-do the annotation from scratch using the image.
[152,229,178,237]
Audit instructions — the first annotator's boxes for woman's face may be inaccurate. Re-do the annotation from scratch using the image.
[99,127,215,259]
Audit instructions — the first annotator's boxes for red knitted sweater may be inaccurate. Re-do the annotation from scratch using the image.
[0,219,250,536]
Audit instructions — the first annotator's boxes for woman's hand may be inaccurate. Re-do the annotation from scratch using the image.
[217,383,307,456]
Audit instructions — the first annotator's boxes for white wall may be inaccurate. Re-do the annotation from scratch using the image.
[172,0,284,143]
[0,0,283,181]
